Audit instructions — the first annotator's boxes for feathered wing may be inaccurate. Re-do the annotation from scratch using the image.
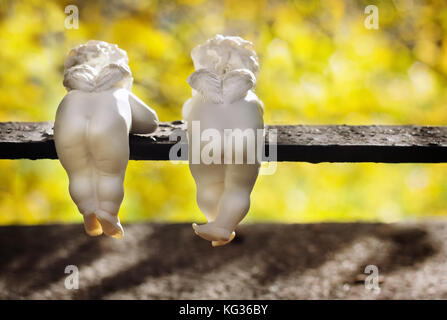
[63,65,97,92]
[129,92,159,134]
[95,63,131,92]
[186,68,257,105]
[222,69,256,104]
[63,63,132,92]
[186,69,223,104]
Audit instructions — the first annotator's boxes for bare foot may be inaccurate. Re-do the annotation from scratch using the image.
[212,231,236,247]
[192,222,232,242]
[95,210,124,239]
[83,214,103,236]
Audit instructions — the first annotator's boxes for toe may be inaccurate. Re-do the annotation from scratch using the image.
[192,222,231,242]
[212,231,236,247]
[83,214,103,237]
[96,210,124,239]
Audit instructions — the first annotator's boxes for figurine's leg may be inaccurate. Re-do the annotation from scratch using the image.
[55,118,102,236]
[94,172,126,239]
[88,114,129,239]
[217,163,259,229]
[69,168,103,237]
[192,163,259,245]
[190,163,225,222]
[190,163,233,246]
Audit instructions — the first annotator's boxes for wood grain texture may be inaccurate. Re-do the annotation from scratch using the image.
[1,121,447,162]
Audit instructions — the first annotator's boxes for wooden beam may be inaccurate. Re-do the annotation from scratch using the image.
[1,121,447,163]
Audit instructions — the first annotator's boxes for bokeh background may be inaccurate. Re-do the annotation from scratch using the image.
[0,0,446,225]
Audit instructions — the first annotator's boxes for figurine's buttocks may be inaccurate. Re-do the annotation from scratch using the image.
[54,41,158,239]
[58,88,131,122]
[186,92,263,132]
[56,89,133,140]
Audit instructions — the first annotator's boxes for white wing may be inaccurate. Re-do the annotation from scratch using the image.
[95,63,129,92]
[63,65,97,92]
[186,69,223,104]
[222,69,256,104]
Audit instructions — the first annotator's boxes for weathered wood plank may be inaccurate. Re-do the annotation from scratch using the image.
[1,121,447,162]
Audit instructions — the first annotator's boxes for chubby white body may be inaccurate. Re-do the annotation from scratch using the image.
[54,41,158,238]
[184,36,264,246]
[55,89,157,238]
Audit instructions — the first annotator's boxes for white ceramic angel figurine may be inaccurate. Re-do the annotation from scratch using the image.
[54,40,158,238]
[183,35,264,246]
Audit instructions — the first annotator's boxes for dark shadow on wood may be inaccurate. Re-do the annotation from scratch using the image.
[0,222,442,299]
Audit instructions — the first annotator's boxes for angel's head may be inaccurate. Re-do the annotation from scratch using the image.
[191,35,259,76]
[63,40,133,92]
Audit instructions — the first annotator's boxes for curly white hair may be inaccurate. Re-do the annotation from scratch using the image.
[191,35,259,76]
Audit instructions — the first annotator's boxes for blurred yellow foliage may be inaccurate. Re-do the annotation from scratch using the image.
[0,0,446,225]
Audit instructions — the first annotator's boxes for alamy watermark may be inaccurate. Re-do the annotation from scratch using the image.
[364,265,381,294]
[64,265,79,290]
[65,5,79,30]
[169,121,278,175]
[364,5,379,30]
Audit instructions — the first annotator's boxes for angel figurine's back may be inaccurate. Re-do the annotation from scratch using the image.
[54,40,158,238]
[183,35,264,246]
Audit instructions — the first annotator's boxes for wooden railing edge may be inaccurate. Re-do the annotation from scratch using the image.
[1,121,447,163]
